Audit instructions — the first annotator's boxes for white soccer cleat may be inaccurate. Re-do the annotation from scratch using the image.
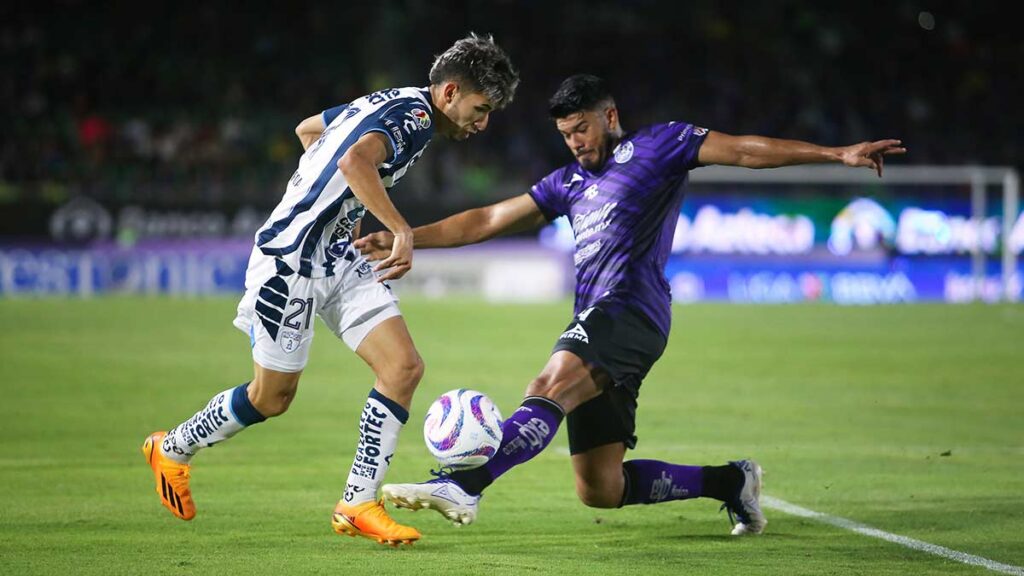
[383,478,480,526]
[722,459,767,536]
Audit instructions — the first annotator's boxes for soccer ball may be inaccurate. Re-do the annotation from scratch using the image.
[423,389,503,470]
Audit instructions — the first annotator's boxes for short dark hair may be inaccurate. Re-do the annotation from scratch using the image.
[548,74,615,118]
[429,33,519,110]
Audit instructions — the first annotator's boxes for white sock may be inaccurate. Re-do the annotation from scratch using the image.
[342,389,408,505]
[161,383,266,464]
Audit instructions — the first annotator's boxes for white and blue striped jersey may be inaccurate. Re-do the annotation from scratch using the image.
[255,86,435,277]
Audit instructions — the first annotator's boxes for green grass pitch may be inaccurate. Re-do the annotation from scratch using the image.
[1,298,1022,575]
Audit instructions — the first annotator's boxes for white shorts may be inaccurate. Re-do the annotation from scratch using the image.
[232,246,401,373]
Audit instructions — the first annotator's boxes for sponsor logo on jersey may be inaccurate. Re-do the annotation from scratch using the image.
[583,184,600,200]
[574,240,603,266]
[614,140,634,164]
[694,126,708,136]
[384,120,407,156]
[573,201,617,244]
[559,323,589,343]
[573,202,617,231]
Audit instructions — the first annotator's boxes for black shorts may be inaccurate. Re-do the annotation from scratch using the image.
[551,303,667,455]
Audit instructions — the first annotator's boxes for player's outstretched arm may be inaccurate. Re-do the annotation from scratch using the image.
[339,132,414,281]
[697,131,906,177]
[295,114,326,150]
[354,194,547,261]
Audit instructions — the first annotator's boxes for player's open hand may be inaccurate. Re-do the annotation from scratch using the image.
[839,139,907,177]
[372,231,413,282]
[353,231,395,262]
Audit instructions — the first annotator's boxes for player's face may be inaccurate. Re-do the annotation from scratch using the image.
[555,107,617,171]
[440,85,495,141]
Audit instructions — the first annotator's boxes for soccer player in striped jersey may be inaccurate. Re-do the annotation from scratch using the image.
[357,74,905,535]
[141,34,518,546]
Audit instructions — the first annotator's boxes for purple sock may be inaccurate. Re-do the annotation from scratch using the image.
[449,396,564,495]
[621,459,703,505]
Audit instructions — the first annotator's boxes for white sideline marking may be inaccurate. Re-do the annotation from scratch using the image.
[763,496,1024,575]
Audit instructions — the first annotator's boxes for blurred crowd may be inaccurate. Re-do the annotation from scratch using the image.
[2,0,1020,219]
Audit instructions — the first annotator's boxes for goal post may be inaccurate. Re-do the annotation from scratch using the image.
[688,165,1021,302]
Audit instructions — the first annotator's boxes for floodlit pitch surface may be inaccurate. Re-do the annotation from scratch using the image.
[1,298,1021,575]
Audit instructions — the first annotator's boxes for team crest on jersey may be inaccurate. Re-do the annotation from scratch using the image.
[355,261,373,278]
[279,329,302,354]
[614,141,634,164]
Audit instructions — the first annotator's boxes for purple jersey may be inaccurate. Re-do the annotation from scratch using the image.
[529,122,708,336]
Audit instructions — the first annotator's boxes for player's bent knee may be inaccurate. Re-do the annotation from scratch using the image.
[525,373,557,397]
[381,354,425,389]
[525,372,593,414]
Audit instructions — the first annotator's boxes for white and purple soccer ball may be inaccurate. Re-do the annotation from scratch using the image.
[423,389,503,470]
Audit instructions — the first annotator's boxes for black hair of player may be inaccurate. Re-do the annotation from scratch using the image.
[429,33,520,110]
[548,74,616,119]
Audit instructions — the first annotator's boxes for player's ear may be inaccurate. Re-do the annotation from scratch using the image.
[443,81,459,104]
[605,106,619,132]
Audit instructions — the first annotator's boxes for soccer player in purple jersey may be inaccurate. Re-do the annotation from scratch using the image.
[356,74,905,535]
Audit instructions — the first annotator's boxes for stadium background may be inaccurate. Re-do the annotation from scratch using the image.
[2,0,1021,302]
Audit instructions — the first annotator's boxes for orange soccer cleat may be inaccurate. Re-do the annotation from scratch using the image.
[141,431,196,521]
[331,499,421,547]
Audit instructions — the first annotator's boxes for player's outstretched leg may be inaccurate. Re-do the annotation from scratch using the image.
[333,317,424,546]
[142,382,268,520]
[616,458,766,535]
[383,396,565,525]
[385,351,600,526]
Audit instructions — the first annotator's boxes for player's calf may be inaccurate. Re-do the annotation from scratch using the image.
[247,366,301,417]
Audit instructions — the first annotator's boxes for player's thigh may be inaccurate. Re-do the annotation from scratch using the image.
[235,260,318,374]
[318,257,403,353]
